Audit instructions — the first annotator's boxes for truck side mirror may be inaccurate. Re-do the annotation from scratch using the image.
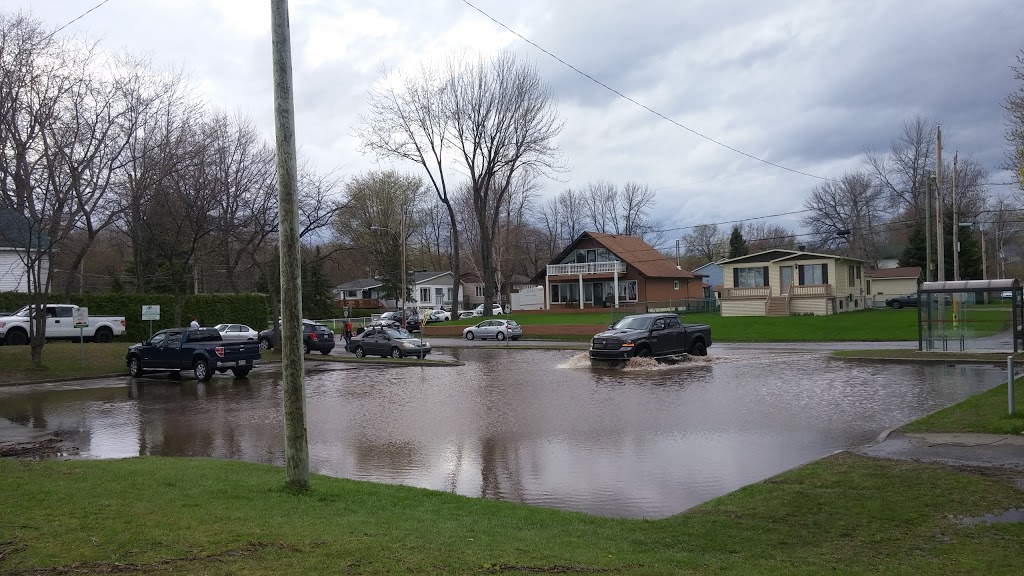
[608,324,614,329]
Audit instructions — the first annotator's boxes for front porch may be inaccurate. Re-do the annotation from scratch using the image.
[720,285,834,316]
[545,261,629,309]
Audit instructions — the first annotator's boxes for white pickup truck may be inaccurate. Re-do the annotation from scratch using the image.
[0,304,126,345]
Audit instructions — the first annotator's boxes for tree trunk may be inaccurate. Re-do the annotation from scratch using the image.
[446,202,461,313]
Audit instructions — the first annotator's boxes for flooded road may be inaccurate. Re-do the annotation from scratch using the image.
[0,347,1005,518]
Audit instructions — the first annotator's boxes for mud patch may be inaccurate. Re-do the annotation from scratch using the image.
[0,433,76,459]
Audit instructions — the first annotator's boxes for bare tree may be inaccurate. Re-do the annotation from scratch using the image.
[744,221,798,252]
[865,114,936,217]
[358,62,462,315]
[681,224,724,263]
[1006,50,1024,191]
[801,171,886,260]
[583,181,618,233]
[445,52,564,315]
[620,181,658,237]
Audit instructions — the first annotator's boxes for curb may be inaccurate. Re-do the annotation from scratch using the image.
[1,373,128,388]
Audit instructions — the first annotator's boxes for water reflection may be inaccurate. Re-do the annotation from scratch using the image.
[0,348,1004,518]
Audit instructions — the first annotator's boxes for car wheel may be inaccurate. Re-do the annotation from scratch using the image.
[6,329,28,346]
[354,346,365,358]
[891,301,903,309]
[320,349,331,355]
[465,331,475,340]
[634,346,652,358]
[690,341,707,356]
[303,343,310,355]
[390,347,402,359]
[128,356,144,377]
[259,338,271,351]
[193,359,212,381]
[94,327,113,343]
[231,367,251,378]
[496,331,506,341]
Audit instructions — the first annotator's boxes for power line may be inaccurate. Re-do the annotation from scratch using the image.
[460,0,835,182]
[48,0,114,39]
[653,209,813,235]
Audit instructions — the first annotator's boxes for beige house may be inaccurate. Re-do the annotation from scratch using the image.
[866,266,921,307]
[719,249,868,316]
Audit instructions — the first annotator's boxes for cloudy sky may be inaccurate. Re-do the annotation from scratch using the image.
[4,0,1022,243]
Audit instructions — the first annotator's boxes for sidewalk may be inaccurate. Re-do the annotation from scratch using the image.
[856,431,1024,475]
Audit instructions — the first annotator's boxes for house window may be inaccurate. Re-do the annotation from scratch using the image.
[446,288,453,302]
[551,284,560,303]
[856,266,861,280]
[673,280,680,290]
[586,249,597,263]
[475,286,484,297]
[848,265,855,287]
[735,267,768,288]
[617,280,638,302]
[420,288,430,302]
[346,290,357,298]
[799,264,827,285]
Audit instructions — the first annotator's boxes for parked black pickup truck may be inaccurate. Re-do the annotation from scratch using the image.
[589,313,712,362]
[126,327,261,381]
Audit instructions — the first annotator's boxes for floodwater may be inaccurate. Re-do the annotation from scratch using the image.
[0,347,1006,518]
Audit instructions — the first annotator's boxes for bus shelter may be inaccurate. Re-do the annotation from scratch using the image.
[918,279,1023,352]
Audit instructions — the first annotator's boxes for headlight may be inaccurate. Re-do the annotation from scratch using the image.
[621,340,635,348]
[400,341,416,347]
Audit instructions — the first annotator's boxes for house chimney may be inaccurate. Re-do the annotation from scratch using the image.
[797,244,807,252]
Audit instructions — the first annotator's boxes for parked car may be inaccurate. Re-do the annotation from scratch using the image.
[362,319,401,331]
[406,313,423,333]
[428,309,451,322]
[885,294,951,309]
[0,304,126,345]
[588,313,711,361]
[463,319,522,341]
[126,327,260,380]
[458,310,476,319]
[473,304,505,316]
[215,323,259,341]
[257,320,335,355]
[347,327,431,359]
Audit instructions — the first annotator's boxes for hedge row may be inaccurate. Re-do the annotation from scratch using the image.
[0,292,268,342]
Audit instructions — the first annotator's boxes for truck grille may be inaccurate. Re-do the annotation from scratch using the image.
[592,338,621,350]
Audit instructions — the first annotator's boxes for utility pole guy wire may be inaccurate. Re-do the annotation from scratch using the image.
[270,0,310,490]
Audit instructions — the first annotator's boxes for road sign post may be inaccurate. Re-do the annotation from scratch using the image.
[142,305,160,337]
[74,307,89,369]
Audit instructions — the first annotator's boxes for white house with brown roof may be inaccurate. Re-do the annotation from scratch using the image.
[719,249,868,316]
[533,232,704,309]
[866,266,922,307]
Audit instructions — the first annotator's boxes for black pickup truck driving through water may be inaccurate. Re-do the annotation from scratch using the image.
[126,327,261,380]
[589,313,712,363]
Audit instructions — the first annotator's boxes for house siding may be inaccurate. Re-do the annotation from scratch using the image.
[790,298,829,315]
[869,277,919,306]
[0,250,48,292]
[721,300,766,317]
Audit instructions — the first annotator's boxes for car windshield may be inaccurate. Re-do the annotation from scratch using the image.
[12,306,30,317]
[385,328,414,339]
[214,324,229,331]
[612,316,652,330]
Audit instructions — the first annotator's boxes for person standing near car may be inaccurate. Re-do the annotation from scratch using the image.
[190,316,200,329]
[343,320,353,347]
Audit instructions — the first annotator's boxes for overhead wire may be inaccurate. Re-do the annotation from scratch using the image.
[46,0,114,40]
[460,0,836,182]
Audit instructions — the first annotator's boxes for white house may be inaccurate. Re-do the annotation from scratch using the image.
[0,210,49,292]
[409,271,464,311]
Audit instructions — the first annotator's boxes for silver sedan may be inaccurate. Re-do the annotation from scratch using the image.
[216,323,259,341]
[462,319,522,341]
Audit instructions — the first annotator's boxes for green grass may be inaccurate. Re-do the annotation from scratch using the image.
[0,342,128,384]
[1,453,1022,575]
[901,383,1024,435]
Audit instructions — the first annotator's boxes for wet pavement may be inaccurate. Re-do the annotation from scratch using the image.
[0,346,1007,518]
[857,432,1024,470]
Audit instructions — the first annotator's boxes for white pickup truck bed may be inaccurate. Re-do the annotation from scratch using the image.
[0,304,126,344]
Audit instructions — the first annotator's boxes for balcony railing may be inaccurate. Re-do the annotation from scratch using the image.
[720,287,770,299]
[790,284,833,297]
[547,261,627,276]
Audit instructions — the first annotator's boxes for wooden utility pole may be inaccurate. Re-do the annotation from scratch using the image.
[926,174,933,282]
[935,125,944,282]
[270,0,310,490]
[952,152,959,281]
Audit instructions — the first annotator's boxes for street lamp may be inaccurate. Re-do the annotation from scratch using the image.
[371,208,407,328]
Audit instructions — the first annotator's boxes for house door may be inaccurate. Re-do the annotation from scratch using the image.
[592,283,604,307]
[780,267,794,294]
[435,288,444,308]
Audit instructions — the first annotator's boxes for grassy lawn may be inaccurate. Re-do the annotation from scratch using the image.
[1,452,1022,575]
[901,383,1024,435]
[0,342,128,384]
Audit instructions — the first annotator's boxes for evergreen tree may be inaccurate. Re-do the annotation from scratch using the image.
[899,222,928,271]
[728,225,749,258]
[301,247,337,319]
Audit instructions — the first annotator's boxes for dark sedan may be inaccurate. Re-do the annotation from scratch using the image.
[346,327,431,359]
[885,294,951,309]
[258,320,335,355]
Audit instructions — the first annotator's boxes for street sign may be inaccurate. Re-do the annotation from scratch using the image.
[142,305,160,321]
[73,306,89,328]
